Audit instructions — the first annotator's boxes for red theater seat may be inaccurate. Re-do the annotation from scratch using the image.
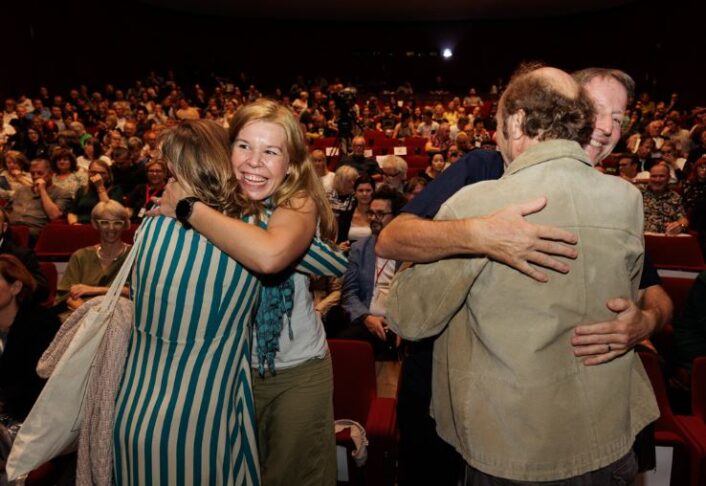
[9,225,30,248]
[640,351,706,486]
[645,234,706,272]
[328,339,396,486]
[38,262,57,307]
[403,137,426,155]
[404,155,428,173]
[692,357,706,423]
[35,223,138,261]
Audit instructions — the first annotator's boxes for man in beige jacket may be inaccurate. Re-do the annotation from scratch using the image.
[387,66,658,484]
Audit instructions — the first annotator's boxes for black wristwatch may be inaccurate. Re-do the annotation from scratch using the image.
[176,197,200,230]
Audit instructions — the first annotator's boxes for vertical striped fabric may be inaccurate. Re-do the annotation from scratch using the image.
[113,216,260,486]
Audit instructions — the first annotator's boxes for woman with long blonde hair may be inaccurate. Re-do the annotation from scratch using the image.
[156,99,346,485]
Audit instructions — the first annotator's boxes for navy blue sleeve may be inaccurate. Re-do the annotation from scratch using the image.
[639,249,661,289]
[402,150,505,219]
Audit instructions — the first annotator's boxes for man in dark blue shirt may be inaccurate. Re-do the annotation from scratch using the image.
[380,69,671,485]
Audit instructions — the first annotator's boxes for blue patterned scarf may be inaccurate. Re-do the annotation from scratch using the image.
[255,272,295,377]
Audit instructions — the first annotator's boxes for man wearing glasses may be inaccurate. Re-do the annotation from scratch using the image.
[339,186,407,347]
[379,155,407,191]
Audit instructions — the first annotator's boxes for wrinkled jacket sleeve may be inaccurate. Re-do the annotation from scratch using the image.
[341,240,371,325]
[386,203,487,340]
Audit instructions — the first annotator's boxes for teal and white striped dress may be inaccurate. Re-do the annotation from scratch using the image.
[113,216,261,486]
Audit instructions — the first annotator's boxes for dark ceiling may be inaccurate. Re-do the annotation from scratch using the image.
[142,0,636,21]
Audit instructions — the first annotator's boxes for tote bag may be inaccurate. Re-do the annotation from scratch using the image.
[6,226,143,481]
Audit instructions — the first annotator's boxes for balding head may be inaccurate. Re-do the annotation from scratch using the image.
[534,67,581,98]
[496,65,595,163]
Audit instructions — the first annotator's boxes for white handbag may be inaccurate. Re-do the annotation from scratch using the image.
[6,227,143,481]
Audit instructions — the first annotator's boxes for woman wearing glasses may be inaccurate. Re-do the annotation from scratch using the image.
[56,200,130,312]
[126,158,169,221]
[67,159,124,224]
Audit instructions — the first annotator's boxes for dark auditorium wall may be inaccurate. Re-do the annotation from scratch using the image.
[4,0,703,103]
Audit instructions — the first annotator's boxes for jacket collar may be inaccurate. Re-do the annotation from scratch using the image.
[504,140,592,177]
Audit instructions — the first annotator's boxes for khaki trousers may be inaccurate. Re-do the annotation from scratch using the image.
[253,353,336,486]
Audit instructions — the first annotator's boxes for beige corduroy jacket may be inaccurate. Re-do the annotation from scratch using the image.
[387,140,659,481]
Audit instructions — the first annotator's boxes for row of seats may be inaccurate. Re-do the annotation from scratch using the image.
[646,234,706,272]
[11,223,139,261]
[16,224,706,270]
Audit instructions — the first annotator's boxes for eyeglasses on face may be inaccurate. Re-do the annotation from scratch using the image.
[366,210,393,219]
[95,219,126,228]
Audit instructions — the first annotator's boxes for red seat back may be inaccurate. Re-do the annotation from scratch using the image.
[35,223,138,260]
[693,357,706,423]
[662,276,697,319]
[645,234,706,271]
[38,262,57,307]
[639,351,678,431]
[405,155,429,173]
[328,339,378,424]
[9,225,30,248]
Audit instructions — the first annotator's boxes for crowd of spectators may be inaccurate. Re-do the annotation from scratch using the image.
[2,72,704,249]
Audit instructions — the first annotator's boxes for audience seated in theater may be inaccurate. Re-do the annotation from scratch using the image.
[379,155,407,192]
[425,122,452,154]
[618,153,641,183]
[311,149,334,195]
[642,162,688,234]
[403,176,427,201]
[7,158,71,244]
[328,165,358,245]
[335,136,381,177]
[339,186,406,352]
[126,158,168,221]
[0,151,32,196]
[0,255,61,423]
[174,98,200,121]
[449,115,470,142]
[431,103,447,124]
[443,100,460,126]
[0,209,49,304]
[392,111,416,140]
[339,175,375,246]
[76,138,112,171]
[50,148,87,198]
[18,128,49,161]
[110,146,145,195]
[634,137,657,173]
[67,159,123,224]
[358,105,377,131]
[463,87,482,109]
[416,109,438,140]
[662,112,691,153]
[658,140,686,182]
[56,201,131,313]
[420,153,447,182]
[446,144,462,164]
[0,114,15,151]
[628,119,665,154]
[375,105,398,134]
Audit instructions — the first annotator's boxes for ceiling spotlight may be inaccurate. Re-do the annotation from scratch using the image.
[442,48,453,59]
